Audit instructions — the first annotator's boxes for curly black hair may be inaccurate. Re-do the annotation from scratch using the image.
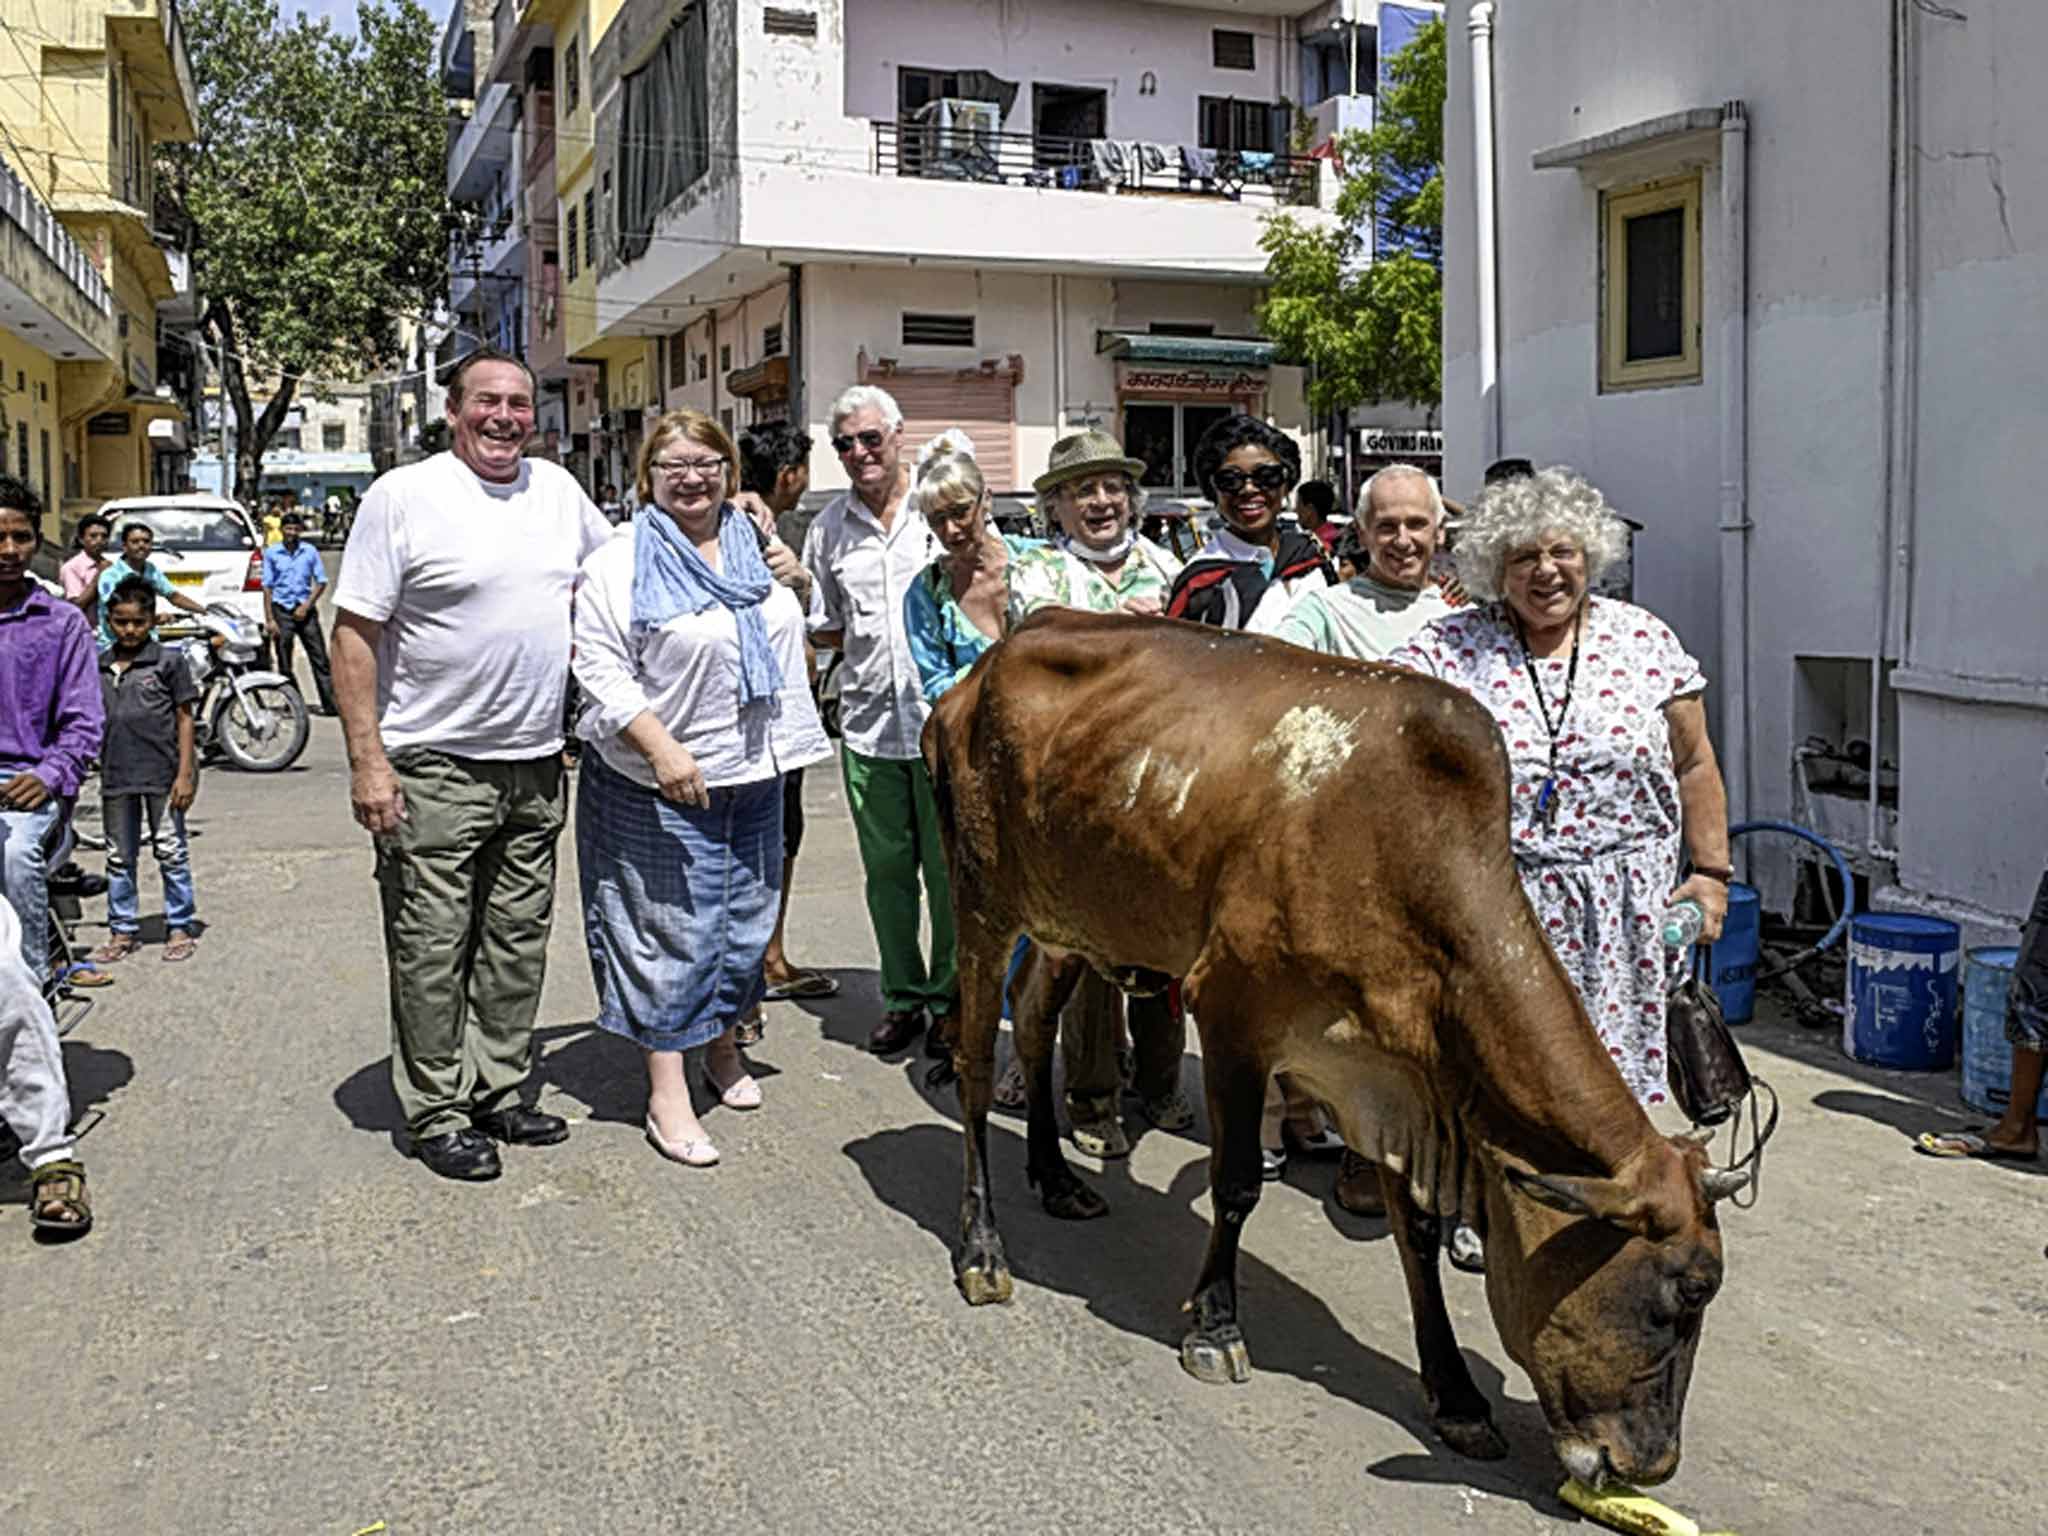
[1190,413,1300,501]
[0,472,43,529]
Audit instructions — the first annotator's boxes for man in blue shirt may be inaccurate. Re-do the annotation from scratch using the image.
[261,512,336,714]
[94,522,204,651]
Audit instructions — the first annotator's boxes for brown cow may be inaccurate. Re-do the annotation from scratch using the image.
[922,608,1753,1488]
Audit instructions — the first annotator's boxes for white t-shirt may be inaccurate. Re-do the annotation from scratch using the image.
[334,452,612,759]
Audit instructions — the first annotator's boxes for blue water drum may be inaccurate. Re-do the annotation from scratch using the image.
[1960,947,2048,1117]
[1708,883,1762,1024]
[1843,913,1962,1069]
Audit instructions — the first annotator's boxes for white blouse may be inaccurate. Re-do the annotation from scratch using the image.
[572,526,832,791]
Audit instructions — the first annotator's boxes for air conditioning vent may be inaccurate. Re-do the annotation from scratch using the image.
[902,312,975,348]
[1213,30,1256,71]
[763,7,817,37]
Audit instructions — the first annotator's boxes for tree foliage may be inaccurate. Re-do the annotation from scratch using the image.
[1258,17,1445,415]
[162,0,448,501]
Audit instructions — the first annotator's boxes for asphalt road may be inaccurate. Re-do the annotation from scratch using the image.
[3,662,2039,1534]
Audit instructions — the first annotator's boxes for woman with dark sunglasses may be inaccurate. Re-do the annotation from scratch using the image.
[1164,413,1334,632]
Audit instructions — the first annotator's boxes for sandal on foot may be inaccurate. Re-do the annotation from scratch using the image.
[61,963,114,990]
[89,936,141,965]
[162,930,198,963]
[1915,1129,2039,1161]
[28,1159,92,1236]
[762,970,839,1001]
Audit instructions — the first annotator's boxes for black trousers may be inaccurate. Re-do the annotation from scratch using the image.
[275,606,337,713]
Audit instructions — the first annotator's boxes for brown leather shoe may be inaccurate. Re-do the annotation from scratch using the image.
[868,1007,925,1055]
[1333,1148,1386,1217]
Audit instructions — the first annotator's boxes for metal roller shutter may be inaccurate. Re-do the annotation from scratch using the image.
[868,373,1017,490]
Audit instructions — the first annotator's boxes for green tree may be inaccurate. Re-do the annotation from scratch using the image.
[162,0,449,504]
[1258,17,1445,416]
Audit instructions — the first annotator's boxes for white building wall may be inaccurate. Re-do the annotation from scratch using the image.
[1443,0,2048,922]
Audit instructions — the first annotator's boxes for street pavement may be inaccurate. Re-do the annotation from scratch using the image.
[3,691,2041,1534]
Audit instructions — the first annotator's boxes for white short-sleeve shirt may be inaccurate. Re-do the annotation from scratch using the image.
[333,451,612,759]
[571,524,832,790]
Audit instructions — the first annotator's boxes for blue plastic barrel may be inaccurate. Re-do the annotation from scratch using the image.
[1960,947,2048,1118]
[1708,882,1762,1024]
[1843,912,1961,1069]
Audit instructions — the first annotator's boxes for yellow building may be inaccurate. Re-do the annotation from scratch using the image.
[0,0,199,526]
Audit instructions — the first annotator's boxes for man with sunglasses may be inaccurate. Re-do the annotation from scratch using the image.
[800,386,956,1057]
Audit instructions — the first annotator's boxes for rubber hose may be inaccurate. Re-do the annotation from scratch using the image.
[1727,819,1857,979]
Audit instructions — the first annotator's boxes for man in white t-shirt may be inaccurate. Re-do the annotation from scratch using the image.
[1265,462,1456,661]
[331,350,612,1182]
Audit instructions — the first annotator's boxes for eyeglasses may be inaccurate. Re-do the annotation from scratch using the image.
[1210,463,1293,496]
[651,456,728,481]
[831,428,889,456]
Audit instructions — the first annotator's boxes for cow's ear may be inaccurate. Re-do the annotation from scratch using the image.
[1504,1166,1651,1234]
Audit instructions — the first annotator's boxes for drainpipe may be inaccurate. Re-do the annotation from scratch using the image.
[786,262,805,431]
[1053,273,1067,432]
[1467,3,1501,466]
[1869,0,1917,862]
[1717,101,1751,831]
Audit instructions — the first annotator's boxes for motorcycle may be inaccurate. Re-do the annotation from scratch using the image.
[178,603,310,773]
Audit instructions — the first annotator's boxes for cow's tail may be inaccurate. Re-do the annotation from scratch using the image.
[920,702,958,854]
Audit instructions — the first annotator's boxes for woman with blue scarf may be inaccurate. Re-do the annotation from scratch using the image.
[572,409,830,1167]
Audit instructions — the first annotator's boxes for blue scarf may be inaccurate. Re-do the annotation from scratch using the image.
[630,504,782,708]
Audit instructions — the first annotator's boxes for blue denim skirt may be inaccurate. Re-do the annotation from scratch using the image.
[576,753,784,1052]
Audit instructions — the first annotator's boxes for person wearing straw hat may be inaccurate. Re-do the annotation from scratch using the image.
[1003,429,1193,1160]
[1008,431,1182,620]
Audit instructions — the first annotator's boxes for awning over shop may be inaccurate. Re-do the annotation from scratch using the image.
[1096,332,1277,367]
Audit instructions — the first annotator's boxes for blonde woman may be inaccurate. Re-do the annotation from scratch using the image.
[903,433,1043,703]
[572,409,830,1166]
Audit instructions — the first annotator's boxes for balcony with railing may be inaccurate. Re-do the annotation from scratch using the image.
[871,121,1318,210]
[0,152,116,360]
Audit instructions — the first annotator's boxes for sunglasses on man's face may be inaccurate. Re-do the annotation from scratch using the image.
[1210,463,1292,496]
[832,428,890,456]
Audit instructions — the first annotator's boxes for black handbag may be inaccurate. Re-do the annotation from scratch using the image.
[1665,955,1754,1127]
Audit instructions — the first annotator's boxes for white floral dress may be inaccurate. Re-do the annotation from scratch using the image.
[1390,598,1707,1106]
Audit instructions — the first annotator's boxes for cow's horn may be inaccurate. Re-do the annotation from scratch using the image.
[1675,1126,1716,1149]
[1701,1166,1753,1201]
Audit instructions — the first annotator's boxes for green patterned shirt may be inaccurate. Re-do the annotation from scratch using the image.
[1007,537,1183,621]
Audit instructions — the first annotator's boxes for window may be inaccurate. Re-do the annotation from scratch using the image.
[1212,29,1256,71]
[1600,175,1702,391]
[695,352,708,382]
[762,322,783,357]
[762,7,816,38]
[323,423,347,451]
[277,429,302,452]
[564,30,581,113]
[1122,402,1234,493]
[600,169,612,250]
[615,3,711,267]
[669,326,690,389]
[39,429,49,503]
[565,207,580,279]
[1198,97,1290,154]
[14,422,25,481]
[583,189,595,266]
[901,313,975,348]
[719,343,731,373]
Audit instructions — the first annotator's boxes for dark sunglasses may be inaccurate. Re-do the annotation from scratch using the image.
[831,428,889,455]
[1211,463,1292,496]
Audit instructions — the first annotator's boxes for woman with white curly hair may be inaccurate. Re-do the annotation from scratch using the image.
[1390,466,1733,1110]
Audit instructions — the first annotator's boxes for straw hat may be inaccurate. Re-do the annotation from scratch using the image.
[1033,430,1149,497]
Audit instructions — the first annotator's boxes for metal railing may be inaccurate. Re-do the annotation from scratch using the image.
[872,122,1317,207]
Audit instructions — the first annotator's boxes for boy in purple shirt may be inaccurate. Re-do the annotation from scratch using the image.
[0,474,100,1236]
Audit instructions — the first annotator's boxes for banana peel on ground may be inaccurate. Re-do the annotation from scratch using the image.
[1559,1477,1738,1536]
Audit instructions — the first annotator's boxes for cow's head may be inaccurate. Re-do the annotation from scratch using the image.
[1482,1133,1746,1489]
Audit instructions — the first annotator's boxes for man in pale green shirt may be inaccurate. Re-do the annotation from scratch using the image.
[1265,462,1455,661]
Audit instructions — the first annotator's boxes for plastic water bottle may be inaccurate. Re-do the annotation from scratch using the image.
[1661,899,1705,949]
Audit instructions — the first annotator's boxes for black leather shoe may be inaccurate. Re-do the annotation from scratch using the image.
[868,1008,925,1055]
[413,1129,502,1181]
[472,1105,569,1146]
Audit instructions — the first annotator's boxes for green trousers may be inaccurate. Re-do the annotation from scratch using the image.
[375,749,566,1140]
[842,746,957,1014]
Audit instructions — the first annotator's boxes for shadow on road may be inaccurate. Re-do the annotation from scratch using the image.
[1813,1087,2048,1177]
[0,1039,133,1205]
[771,965,887,1053]
[842,1119,1559,1512]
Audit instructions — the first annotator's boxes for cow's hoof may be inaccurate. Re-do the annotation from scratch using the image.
[1039,1175,1109,1222]
[1180,1329,1252,1385]
[1434,1415,1509,1461]
[957,1261,1014,1307]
